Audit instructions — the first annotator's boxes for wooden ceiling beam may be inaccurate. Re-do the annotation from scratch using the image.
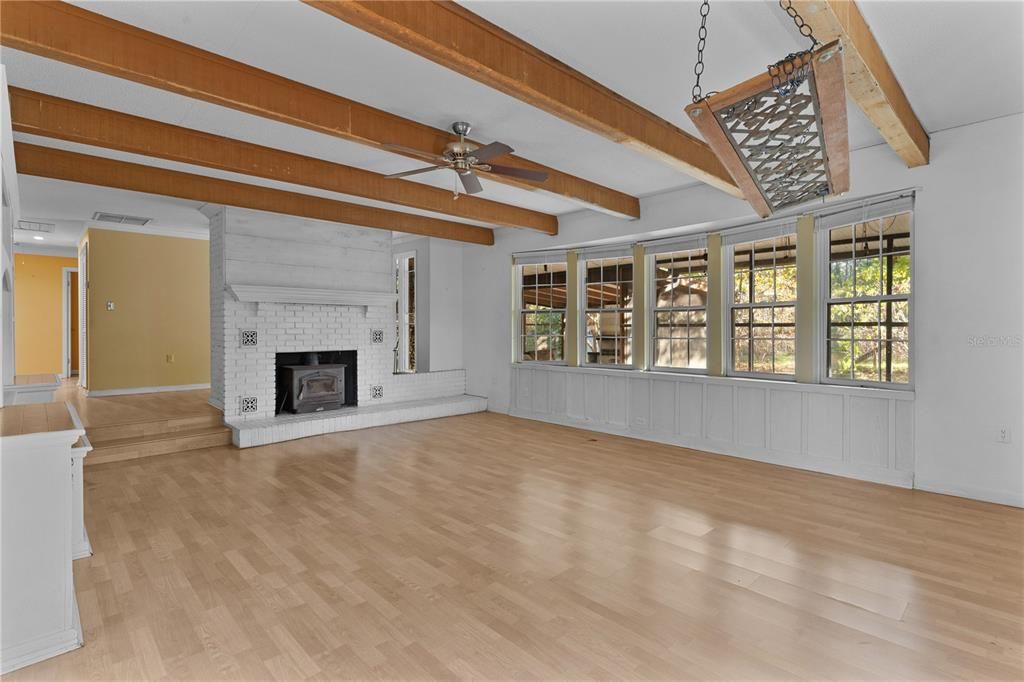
[305,1,742,198]
[0,1,639,219]
[8,88,556,234]
[14,143,495,245]
[790,0,929,167]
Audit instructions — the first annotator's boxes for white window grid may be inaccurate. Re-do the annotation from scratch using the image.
[518,261,568,363]
[582,255,634,368]
[821,211,914,388]
[649,248,709,372]
[726,233,799,379]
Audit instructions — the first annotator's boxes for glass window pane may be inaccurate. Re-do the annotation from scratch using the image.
[854,340,881,382]
[774,340,795,375]
[856,220,882,258]
[776,265,797,302]
[734,270,750,304]
[733,339,750,372]
[752,339,773,373]
[670,339,686,367]
[855,256,882,297]
[888,254,911,295]
[655,338,672,367]
[829,340,852,379]
[890,341,909,384]
[688,339,707,369]
[830,260,855,298]
[752,267,775,303]
[753,308,772,337]
[774,306,796,338]
[854,302,880,339]
[534,337,550,362]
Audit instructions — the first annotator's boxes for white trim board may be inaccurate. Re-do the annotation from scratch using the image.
[61,266,78,379]
[85,222,209,241]
[914,478,1024,509]
[85,383,210,397]
[227,284,397,308]
[12,244,78,258]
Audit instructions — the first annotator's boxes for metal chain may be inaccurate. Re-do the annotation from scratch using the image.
[778,0,819,48]
[770,0,819,94]
[691,0,711,103]
[768,50,812,94]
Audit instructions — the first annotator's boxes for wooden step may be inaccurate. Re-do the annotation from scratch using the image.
[86,413,225,445]
[85,426,233,466]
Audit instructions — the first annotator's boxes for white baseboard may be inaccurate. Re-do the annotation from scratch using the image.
[0,624,82,675]
[208,396,224,411]
[73,529,93,561]
[914,478,1024,508]
[85,383,210,397]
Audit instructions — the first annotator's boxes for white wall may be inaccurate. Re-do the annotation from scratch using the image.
[427,238,464,372]
[463,114,1024,507]
[1,68,21,397]
[393,236,465,373]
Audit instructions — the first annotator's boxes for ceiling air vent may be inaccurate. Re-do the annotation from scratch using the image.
[92,212,151,226]
[16,220,56,233]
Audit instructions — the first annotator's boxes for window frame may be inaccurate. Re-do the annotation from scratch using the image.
[647,247,710,375]
[580,251,635,370]
[394,251,417,374]
[724,232,799,381]
[515,259,569,365]
[818,210,915,390]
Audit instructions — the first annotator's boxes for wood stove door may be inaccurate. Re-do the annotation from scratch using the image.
[297,372,340,404]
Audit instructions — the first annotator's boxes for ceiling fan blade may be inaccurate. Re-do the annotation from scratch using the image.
[484,164,549,182]
[459,171,483,195]
[381,143,446,164]
[386,165,444,179]
[471,141,513,162]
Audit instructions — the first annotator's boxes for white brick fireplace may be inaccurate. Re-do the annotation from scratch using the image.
[208,206,484,446]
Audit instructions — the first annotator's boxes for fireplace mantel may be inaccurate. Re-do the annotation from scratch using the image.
[227,284,397,310]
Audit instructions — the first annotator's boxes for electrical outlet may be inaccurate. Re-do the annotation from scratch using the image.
[165,353,175,364]
[105,301,115,311]
[997,427,1012,444]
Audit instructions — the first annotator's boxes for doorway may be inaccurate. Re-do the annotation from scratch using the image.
[62,266,79,380]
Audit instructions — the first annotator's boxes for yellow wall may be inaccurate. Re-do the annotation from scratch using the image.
[86,229,209,391]
[14,253,77,375]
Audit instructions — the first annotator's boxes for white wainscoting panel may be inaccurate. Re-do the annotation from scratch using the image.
[509,365,915,488]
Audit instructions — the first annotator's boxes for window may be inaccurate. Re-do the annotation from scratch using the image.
[826,212,911,384]
[652,248,708,370]
[584,255,633,366]
[730,234,798,376]
[395,253,415,373]
[519,261,567,362]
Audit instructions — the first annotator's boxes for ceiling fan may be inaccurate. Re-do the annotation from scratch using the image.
[383,121,548,198]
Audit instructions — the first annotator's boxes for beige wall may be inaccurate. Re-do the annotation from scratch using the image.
[14,253,77,375]
[86,229,209,391]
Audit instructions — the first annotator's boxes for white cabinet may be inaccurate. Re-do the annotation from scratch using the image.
[0,402,87,674]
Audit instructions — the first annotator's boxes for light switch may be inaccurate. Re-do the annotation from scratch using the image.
[105,301,115,311]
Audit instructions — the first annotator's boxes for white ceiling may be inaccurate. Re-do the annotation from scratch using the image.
[4,0,1022,249]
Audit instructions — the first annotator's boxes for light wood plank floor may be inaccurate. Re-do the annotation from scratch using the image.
[55,380,220,429]
[11,412,1023,680]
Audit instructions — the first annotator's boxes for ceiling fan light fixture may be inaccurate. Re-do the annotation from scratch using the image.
[382,121,548,195]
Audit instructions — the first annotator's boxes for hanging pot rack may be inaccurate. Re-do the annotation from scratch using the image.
[684,0,850,218]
